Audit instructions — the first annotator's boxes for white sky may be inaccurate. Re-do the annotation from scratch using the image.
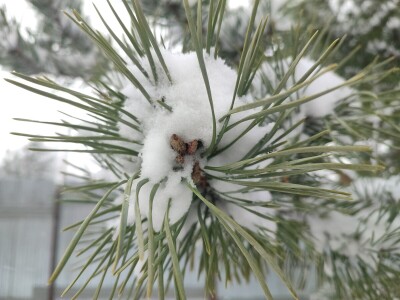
[0,0,248,161]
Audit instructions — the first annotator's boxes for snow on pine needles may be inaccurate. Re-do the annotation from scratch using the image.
[8,1,399,299]
[115,49,276,233]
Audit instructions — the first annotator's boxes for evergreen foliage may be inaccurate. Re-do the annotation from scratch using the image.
[284,0,400,87]
[0,0,106,79]
[4,0,400,299]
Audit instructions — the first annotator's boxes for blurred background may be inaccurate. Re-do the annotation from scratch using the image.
[0,0,399,299]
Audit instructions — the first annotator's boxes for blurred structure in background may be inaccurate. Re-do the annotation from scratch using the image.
[0,0,399,299]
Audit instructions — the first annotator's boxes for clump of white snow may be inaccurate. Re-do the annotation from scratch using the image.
[257,57,353,118]
[308,175,400,275]
[294,58,353,118]
[252,56,353,143]
[113,49,276,232]
[212,179,276,235]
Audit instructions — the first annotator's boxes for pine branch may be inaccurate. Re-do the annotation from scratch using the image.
[4,1,400,299]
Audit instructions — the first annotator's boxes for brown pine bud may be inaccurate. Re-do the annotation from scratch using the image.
[170,134,186,155]
[186,140,199,155]
[175,154,185,165]
[192,161,207,188]
[281,176,289,183]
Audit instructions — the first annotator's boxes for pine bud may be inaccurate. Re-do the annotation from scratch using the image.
[170,134,187,155]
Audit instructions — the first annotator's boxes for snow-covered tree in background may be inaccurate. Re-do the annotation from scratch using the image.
[0,0,106,79]
[284,0,400,84]
[3,0,400,299]
[0,142,57,179]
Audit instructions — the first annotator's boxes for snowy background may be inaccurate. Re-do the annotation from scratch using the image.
[0,1,252,161]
